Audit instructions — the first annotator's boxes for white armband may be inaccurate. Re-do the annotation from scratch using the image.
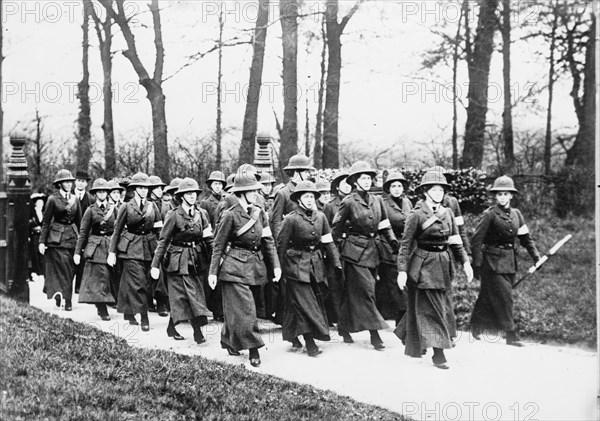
[153,221,163,229]
[202,227,213,238]
[261,226,273,238]
[448,234,463,245]
[454,216,464,226]
[321,233,334,243]
[517,225,529,235]
[377,219,391,230]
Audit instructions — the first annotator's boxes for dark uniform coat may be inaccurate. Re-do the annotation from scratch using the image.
[200,192,223,229]
[40,192,81,300]
[395,201,468,358]
[109,198,162,315]
[75,202,117,304]
[278,206,340,341]
[152,205,213,323]
[469,204,540,333]
[376,195,412,321]
[331,191,397,333]
[269,181,298,239]
[29,209,45,276]
[209,202,280,352]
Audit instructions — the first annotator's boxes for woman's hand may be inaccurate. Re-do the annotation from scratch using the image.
[396,271,407,290]
[208,274,218,290]
[273,267,282,283]
[38,243,46,255]
[463,262,474,283]
[150,267,160,280]
[107,252,116,267]
[73,254,80,265]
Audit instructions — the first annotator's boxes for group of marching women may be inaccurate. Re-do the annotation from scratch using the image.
[32,155,540,369]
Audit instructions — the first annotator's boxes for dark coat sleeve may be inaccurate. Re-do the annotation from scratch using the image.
[209,210,234,277]
[331,197,350,243]
[320,215,341,268]
[261,210,280,270]
[376,196,398,247]
[269,189,286,240]
[109,204,128,254]
[515,209,541,263]
[39,195,56,245]
[470,210,493,268]
[75,208,93,255]
[152,210,177,269]
[397,209,418,273]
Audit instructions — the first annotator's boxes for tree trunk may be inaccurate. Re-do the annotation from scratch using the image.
[35,109,42,182]
[89,0,116,178]
[0,1,3,181]
[323,1,341,169]
[565,13,595,168]
[313,18,327,169]
[461,0,499,168]
[451,1,466,169]
[279,0,299,171]
[501,0,514,172]
[239,0,269,166]
[305,94,310,157]
[76,1,92,172]
[544,1,558,175]
[216,6,224,169]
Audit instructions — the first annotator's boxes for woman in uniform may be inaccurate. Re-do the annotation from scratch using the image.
[208,172,281,367]
[151,178,214,344]
[323,171,350,226]
[39,169,81,310]
[469,176,540,346]
[331,161,397,350]
[29,193,46,281]
[395,170,473,369]
[377,171,412,324]
[278,180,341,356]
[108,172,162,331]
[74,179,116,321]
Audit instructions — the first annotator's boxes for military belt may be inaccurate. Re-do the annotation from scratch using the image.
[418,244,448,252]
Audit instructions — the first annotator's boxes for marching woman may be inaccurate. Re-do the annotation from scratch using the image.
[395,170,473,369]
[74,179,116,321]
[208,172,281,367]
[469,176,540,347]
[377,171,412,324]
[331,161,398,350]
[107,180,125,303]
[29,193,46,281]
[107,172,162,331]
[39,169,82,310]
[151,178,214,344]
[278,180,342,356]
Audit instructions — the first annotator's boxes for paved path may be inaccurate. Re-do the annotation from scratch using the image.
[29,277,597,421]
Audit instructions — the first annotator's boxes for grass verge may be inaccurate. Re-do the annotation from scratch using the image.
[0,296,406,420]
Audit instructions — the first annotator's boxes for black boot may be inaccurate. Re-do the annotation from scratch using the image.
[221,341,241,356]
[65,299,72,311]
[140,313,149,332]
[506,330,524,347]
[304,334,321,357]
[124,314,138,325]
[370,330,385,350]
[55,296,61,307]
[249,347,261,367]
[157,297,169,317]
[339,329,354,344]
[291,337,303,350]
[190,317,206,344]
[166,317,184,340]
[432,348,449,369]
[96,304,110,321]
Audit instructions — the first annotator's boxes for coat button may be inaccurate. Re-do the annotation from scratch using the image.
[369,215,373,219]
[311,232,315,235]
[251,229,255,233]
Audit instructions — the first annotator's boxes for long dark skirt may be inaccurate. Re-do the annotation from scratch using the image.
[78,261,115,304]
[470,265,515,333]
[282,276,330,342]
[206,280,224,319]
[117,259,151,315]
[324,260,343,324]
[149,266,169,300]
[395,282,452,357]
[29,234,45,276]
[221,281,264,352]
[44,247,75,300]
[338,263,389,333]
[111,259,123,303]
[376,262,407,322]
[168,269,211,324]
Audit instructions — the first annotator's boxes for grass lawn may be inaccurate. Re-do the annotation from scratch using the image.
[454,214,596,347]
[0,297,406,420]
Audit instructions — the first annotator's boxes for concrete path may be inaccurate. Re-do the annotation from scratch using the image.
[29,277,597,421]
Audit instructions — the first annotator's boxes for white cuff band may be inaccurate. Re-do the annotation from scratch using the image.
[261,227,273,238]
[378,219,391,230]
[321,233,334,243]
[517,225,529,235]
[202,227,213,238]
[153,221,163,228]
[455,216,464,226]
[448,234,463,245]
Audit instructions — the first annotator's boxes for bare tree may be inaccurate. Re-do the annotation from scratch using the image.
[216,4,224,169]
[98,0,169,180]
[313,17,327,169]
[279,0,299,171]
[88,0,116,177]
[238,0,270,166]
[544,0,560,175]
[461,0,499,168]
[0,1,3,181]
[322,0,364,169]
[76,1,92,173]
[500,0,514,171]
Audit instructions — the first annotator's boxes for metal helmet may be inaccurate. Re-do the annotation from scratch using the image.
[383,171,408,193]
[128,172,152,188]
[230,173,263,193]
[89,178,111,194]
[260,173,276,185]
[417,170,450,191]
[53,169,76,186]
[237,164,262,181]
[490,175,518,193]
[315,180,331,192]
[283,154,311,172]
[148,175,167,188]
[175,178,202,196]
[346,161,377,185]
[331,170,350,192]
[224,174,236,192]
[164,177,182,195]
[205,170,227,185]
[290,180,321,201]
[108,179,125,192]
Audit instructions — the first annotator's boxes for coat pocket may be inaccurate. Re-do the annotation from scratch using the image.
[485,248,515,273]
[117,232,134,253]
[166,249,183,273]
[47,224,64,245]
[341,236,368,263]
[84,237,101,259]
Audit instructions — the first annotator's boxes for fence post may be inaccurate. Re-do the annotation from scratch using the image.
[5,134,31,302]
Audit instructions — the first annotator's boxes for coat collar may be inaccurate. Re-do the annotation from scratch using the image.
[352,191,372,207]
[296,205,317,222]
[233,202,252,221]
